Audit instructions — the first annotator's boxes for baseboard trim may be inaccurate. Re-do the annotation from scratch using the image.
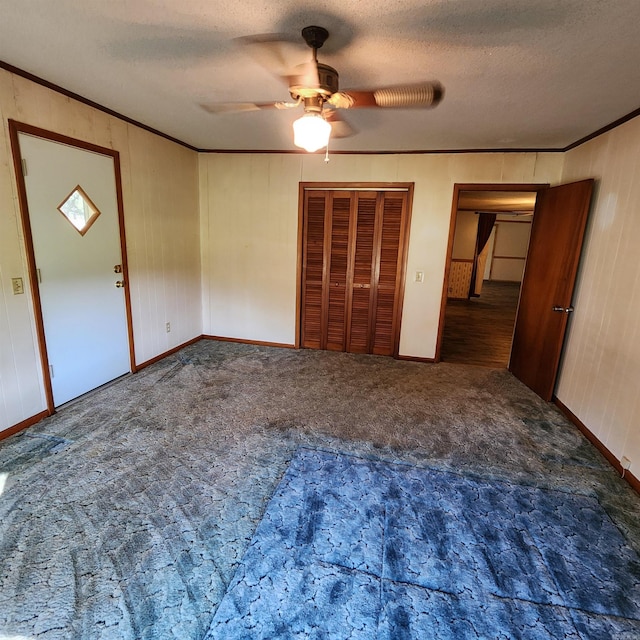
[0,410,50,441]
[136,336,203,371]
[554,397,639,495]
[397,354,436,363]
[203,335,295,349]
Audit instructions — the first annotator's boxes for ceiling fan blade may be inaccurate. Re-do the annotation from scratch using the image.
[236,34,319,87]
[200,101,297,114]
[324,110,356,139]
[328,82,444,109]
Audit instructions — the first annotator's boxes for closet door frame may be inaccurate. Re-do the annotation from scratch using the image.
[296,182,414,356]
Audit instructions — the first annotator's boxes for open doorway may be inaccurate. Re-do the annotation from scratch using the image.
[438,186,543,367]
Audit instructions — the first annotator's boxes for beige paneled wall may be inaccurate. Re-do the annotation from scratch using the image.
[199,151,563,358]
[123,125,201,361]
[199,154,302,345]
[556,116,640,477]
[0,69,201,433]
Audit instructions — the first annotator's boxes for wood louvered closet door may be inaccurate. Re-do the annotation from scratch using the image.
[301,188,410,357]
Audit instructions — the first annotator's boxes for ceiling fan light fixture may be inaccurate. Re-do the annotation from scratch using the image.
[293,112,331,152]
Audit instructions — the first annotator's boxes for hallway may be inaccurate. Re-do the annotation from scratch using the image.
[441,281,521,367]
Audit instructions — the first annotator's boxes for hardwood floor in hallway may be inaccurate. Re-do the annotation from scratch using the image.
[441,281,521,368]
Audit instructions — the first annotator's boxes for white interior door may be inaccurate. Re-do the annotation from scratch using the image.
[19,133,131,406]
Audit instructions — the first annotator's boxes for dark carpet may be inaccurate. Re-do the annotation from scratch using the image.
[208,449,640,639]
[0,339,639,639]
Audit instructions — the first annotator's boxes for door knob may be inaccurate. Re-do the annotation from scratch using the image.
[114,264,122,273]
[115,280,125,288]
[552,305,574,313]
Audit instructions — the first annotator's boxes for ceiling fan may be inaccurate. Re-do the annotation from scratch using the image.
[201,26,444,152]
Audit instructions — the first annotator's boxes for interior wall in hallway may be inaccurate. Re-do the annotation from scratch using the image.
[488,217,532,282]
[451,211,478,260]
[556,115,640,478]
[199,152,564,358]
[0,69,201,433]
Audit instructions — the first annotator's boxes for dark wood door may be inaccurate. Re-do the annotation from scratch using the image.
[300,188,410,357]
[371,191,408,355]
[348,192,380,353]
[509,179,594,400]
[300,191,327,350]
[326,192,353,351]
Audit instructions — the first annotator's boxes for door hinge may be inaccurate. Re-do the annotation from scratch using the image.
[49,364,54,378]
[21,158,28,176]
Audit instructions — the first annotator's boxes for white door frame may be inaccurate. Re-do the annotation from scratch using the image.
[9,120,136,414]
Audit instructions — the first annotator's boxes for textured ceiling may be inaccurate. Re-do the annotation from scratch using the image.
[2,0,639,152]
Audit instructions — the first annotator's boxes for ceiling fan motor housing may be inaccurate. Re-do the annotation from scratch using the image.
[289,63,339,103]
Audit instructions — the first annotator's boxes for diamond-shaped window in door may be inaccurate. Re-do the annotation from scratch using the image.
[57,185,101,236]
